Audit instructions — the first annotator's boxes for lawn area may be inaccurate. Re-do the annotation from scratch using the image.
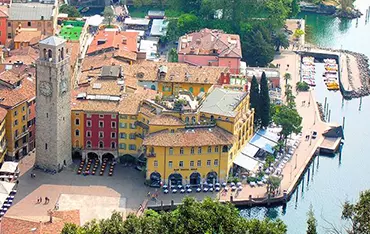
[59,20,84,41]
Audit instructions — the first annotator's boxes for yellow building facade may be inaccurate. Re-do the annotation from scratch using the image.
[71,110,84,149]
[158,82,212,97]
[144,88,255,185]
[3,101,28,159]
[0,109,7,163]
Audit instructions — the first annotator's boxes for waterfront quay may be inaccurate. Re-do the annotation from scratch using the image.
[147,49,342,211]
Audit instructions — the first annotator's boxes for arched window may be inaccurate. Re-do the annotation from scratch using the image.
[191,116,196,124]
[86,141,92,149]
[200,87,205,93]
[189,87,193,93]
[151,85,156,90]
[169,147,173,155]
[43,48,47,60]
[99,141,104,149]
[111,142,116,149]
[222,145,228,152]
[61,47,64,60]
[210,115,214,121]
[180,147,184,155]
[48,49,52,60]
[185,117,189,124]
[75,129,80,136]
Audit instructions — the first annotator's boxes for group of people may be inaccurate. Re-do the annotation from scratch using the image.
[36,196,50,204]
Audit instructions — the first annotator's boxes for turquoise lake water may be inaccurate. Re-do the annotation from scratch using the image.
[240,1,370,233]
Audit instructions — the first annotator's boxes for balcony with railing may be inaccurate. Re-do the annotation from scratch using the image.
[14,129,29,141]
[146,152,156,158]
[135,121,149,129]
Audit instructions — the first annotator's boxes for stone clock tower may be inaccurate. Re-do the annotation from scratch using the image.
[35,36,72,171]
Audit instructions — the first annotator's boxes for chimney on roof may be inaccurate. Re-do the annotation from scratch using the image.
[196,39,201,45]
[122,36,127,45]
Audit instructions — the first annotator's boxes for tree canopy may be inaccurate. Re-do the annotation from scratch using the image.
[103,6,115,26]
[59,5,81,18]
[342,190,370,234]
[272,105,302,139]
[250,75,260,124]
[260,72,271,127]
[62,197,287,234]
[306,205,318,234]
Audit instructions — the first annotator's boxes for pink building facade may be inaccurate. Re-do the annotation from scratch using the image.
[178,54,241,75]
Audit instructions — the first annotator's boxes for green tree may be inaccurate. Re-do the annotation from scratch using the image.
[61,223,81,234]
[103,6,115,26]
[177,13,200,36]
[342,190,370,234]
[168,48,178,62]
[265,0,292,29]
[284,73,291,85]
[296,81,310,92]
[132,0,151,7]
[274,32,290,52]
[266,176,282,196]
[307,205,318,234]
[59,4,81,18]
[273,105,302,140]
[162,19,179,43]
[291,0,300,17]
[260,72,271,128]
[243,30,275,67]
[62,197,287,234]
[250,75,260,124]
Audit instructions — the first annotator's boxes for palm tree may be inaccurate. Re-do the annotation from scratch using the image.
[284,73,291,85]
[273,32,290,52]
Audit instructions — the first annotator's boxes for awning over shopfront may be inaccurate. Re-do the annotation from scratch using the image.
[233,153,260,171]
[249,132,279,154]
[0,162,19,174]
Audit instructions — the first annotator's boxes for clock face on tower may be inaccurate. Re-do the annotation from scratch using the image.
[40,81,52,97]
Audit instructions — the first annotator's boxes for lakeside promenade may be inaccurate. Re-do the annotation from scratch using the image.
[218,50,330,205]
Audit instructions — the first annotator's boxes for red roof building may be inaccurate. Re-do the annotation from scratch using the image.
[87,30,139,57]
[177,28,242,74]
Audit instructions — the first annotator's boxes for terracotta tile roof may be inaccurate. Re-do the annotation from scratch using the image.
[67,42,80,68]
[72,89,156,115]
[0,70,23,85]
[115,49,137,61]
[0,73,35,107]
[82,58,228,85]
[0,65,35,85]
[14,30,42,45]
[87,30,139,55]
[0,6,8,17]
[178,28,242,58]
[149,114,185,126]
[81,52,119,71]
[125,61,229,84]
[6,47,39,65]
[143,126,234,147]
[0,107,7,122]
[1,210,80,234]
[139,103,156,117]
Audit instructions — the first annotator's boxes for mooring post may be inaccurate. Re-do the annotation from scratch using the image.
[359,97,362,111]
[324,97,327,114]
[328,110,331,122]
[342,116,346,130]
